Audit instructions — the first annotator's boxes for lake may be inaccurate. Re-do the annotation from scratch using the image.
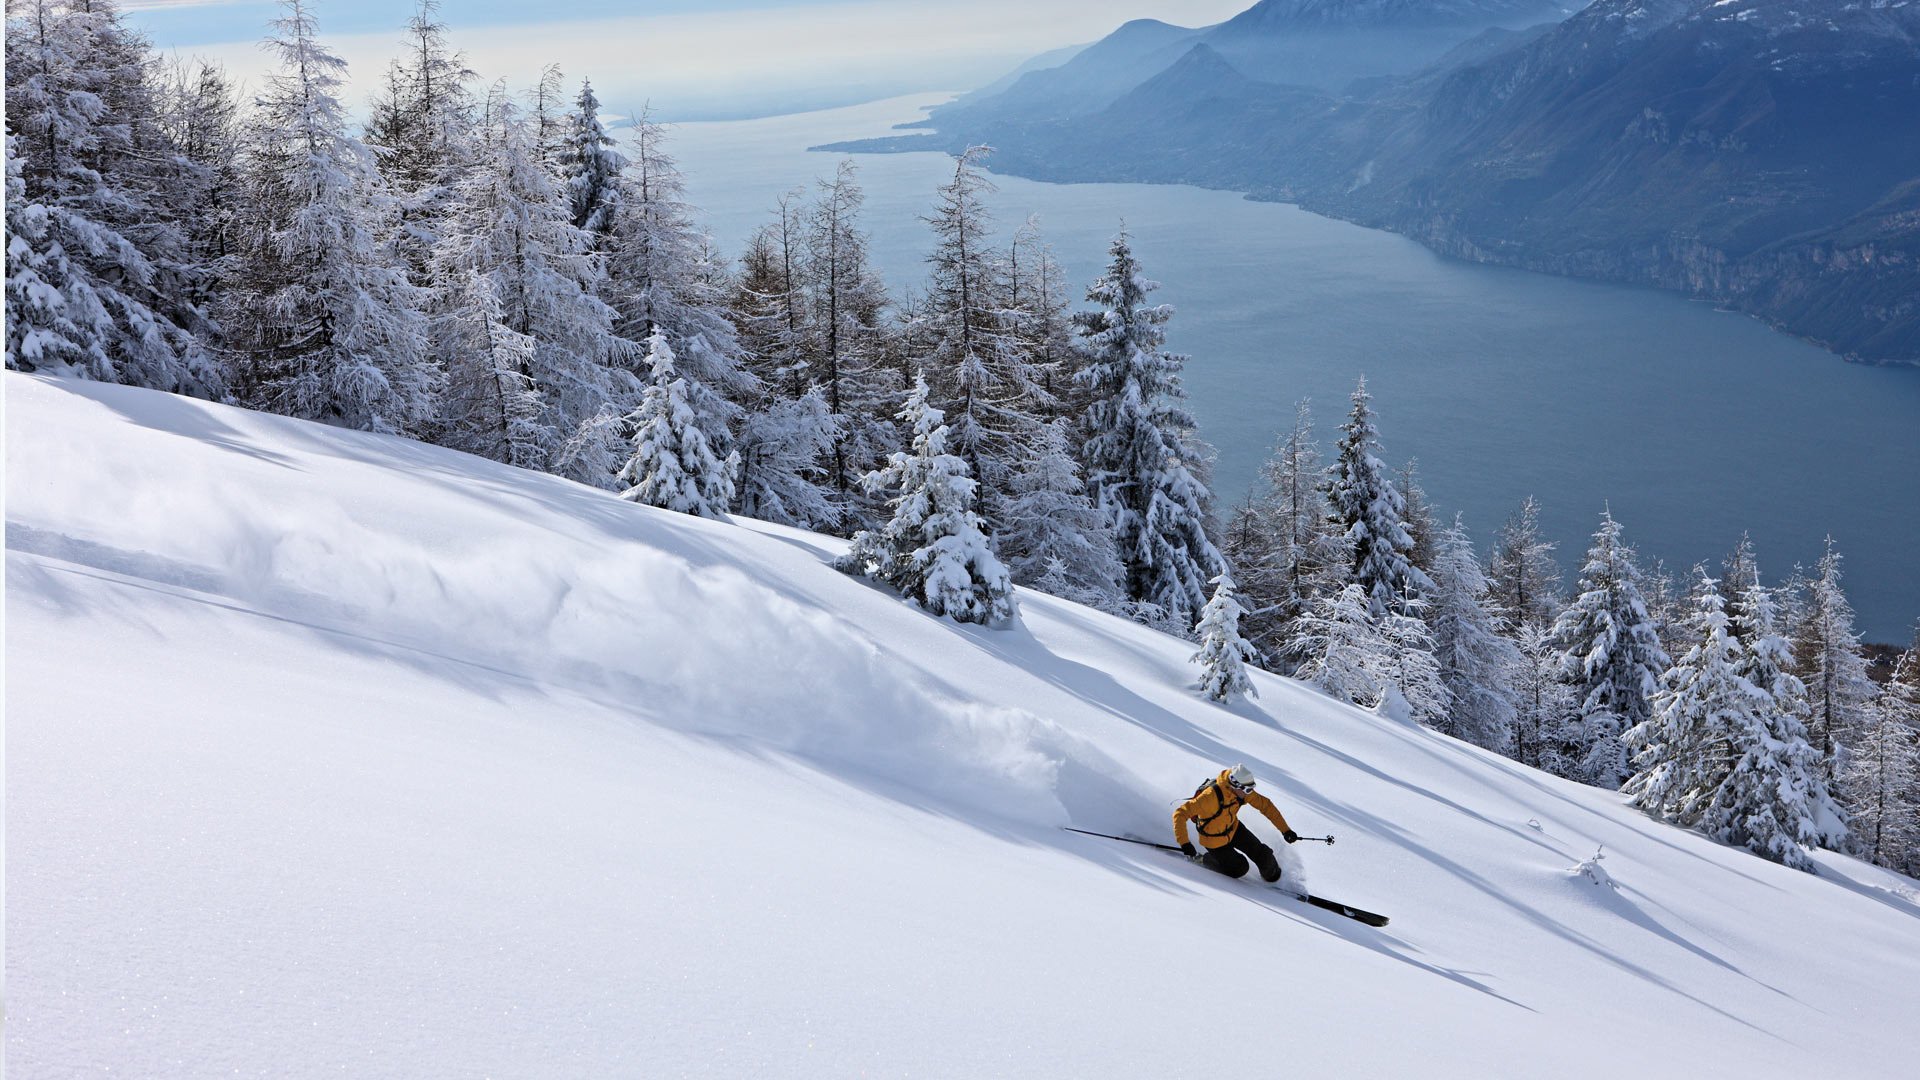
[670,94,1920,641]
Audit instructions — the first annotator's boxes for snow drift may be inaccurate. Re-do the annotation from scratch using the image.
[7,372,1918,1078]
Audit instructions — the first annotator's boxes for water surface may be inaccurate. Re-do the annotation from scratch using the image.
[672,95,1920,640]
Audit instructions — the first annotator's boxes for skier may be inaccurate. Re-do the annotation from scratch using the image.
[1174,764,1300,882]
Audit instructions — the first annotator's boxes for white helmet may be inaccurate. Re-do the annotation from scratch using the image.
[1227,763,1255,791]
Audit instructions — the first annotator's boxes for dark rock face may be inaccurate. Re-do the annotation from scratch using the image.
[828,0,1920,363]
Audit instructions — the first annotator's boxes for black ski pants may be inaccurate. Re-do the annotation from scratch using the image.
[1200,826,1281,883]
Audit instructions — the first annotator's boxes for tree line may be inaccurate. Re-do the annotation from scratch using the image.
[7,0,1915,878]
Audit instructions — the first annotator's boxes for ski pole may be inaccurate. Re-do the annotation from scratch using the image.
[1295,835,1336,845]
[1061,826,1182,852]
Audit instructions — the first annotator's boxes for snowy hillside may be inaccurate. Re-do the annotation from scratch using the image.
[7,371,1919,1078]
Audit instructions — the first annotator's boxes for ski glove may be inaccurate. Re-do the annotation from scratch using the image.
[1283,830,1300,844]
[1180,842,1200,861]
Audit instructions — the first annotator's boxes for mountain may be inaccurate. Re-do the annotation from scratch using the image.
[10,372,1920,1074]
[830,0,1920,363]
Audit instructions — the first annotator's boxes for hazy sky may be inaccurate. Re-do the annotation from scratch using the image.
[125,0,1255,119]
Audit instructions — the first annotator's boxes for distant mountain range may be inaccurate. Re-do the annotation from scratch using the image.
[829,0,1920,364]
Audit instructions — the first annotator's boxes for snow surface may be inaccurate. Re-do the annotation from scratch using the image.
[7,371,1920,1078]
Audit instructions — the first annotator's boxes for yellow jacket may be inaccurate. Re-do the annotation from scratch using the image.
[1173,770,1292,849]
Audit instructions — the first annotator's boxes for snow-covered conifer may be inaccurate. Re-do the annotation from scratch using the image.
[1510,620,1577,775]
[618,329,737,517]
[734,389,840,528]
[604,110,756,445]
[430,88,631,479]
[1430,516,1520,752]
[1792,538,1876,781]
[805,161,896,514]
[1397,459,1439,584]
[1192,574,1259,702]
[1844,637,1920,873]
[1326,377,1429,619]
[919,147,1046,510]
[562,79,625,239]
[1626,571,1825,871]
[1074,229,1222,628]
[363,2,475,283]
[1552,508,1670,788]
[998,418,1123,607]
[5,0,220,394]
[1008,215,1079,420]
[222,0,433,433]
[840,376,1015,626]
[1290,583,1447,724]
[1489,496,1562,632]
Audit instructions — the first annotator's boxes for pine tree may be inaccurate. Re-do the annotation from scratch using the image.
[429,87,631,479]
[561,78,624,238]
[527,63,568,173]
[1844,635,1920,873]
[1626,571,1826,871]
[1074,229,1222,628]
[604,109,756,445]
[1430,516,1520,752]
[919,146,1045,514]
[1290,583,1447,723]
[997,418,1123,608]
[1397,459,1439,585]
[1326,377,1429,619]
[1727,554,1847,848]
[840,375,1015,626]
[1552,507,1670,788]
[1510,620,1577,775]
[5,0,220,395]
[1489,496,1562,632]
[1792,538,1877,784]
[804,160,896,518]
[363,1,475,285]
[1192,574,1259,702]
[1008,214,1079,420]
[618,330,738,517]
[222,0,433,433]
[734,388,840,527]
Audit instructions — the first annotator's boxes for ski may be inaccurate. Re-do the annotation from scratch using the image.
[1061,827,1391,927]
[1290,892,1390,927]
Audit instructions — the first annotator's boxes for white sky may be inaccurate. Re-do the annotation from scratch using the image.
[136,0,1256,118]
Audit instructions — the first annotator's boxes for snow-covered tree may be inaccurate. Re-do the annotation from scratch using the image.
[1726,555,1848,848]
[1791,538,1877,783]
[1192,574,1259,702]
[1510,619,1577,775]
[363,1,475,284]
[804,160,896,517]
[1326,377,1429,619]
[1290,583,1447,724]
[1397,459,1439,584]
[430,88,632,480]
[1008,214,1079,420]
[1626,571,1826,872]
[1552,508,1670,788]
[919,146,1045,511]
[5,0,220,394]
[734,389,840,528]
[561,78,624,239]
[1221,399,1346,666]
[527,63,568,172]
[1074,229,1221,628]
[618,329,737,517]
[839,375,1015,626]
[1844,636,1920,873]
[998,418,1123,608]
[222,0,433,433]
[1490,496,1562,632]
[604,109,756,444]
[1429,516,1520,752]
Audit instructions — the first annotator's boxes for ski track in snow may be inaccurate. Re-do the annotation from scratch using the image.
[7,372,1920,1079]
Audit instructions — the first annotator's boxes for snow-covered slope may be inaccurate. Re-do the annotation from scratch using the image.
[7,372,1918,1078]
